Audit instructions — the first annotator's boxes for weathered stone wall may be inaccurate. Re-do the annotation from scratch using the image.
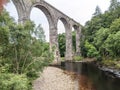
[12,0,81,61]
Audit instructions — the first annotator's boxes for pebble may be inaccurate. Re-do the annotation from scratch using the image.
[33,66,77,90]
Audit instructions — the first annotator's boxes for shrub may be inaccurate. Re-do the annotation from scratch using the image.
[101,59,116,66]
[0,73,30,90]
[85,40,99,58]
[61,57,65,61]
[73,56,83,61]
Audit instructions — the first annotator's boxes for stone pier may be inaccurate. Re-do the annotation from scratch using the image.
[12,0,81,61]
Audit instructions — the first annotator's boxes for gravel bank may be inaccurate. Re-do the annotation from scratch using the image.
[33,66,78,90]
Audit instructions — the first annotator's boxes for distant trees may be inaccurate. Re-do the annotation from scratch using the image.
[93,5,102,16]
[33,24,46,42]
[109,0,120,11]
[58,31,76,57]
[82,0,120,60]
[58,33,66,57]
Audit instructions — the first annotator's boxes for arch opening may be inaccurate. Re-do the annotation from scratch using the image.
[30,6,52,42]
[57,18,68,58]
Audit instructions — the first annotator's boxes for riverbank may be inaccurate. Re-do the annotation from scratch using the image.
[62,58,120,78]
[96,60,120,78]
[79,58,120,78]
[33,66,78,90]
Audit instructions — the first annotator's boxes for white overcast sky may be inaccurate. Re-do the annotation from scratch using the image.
[5,0,110,42]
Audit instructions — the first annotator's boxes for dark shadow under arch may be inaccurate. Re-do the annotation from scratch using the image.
[73,25,79,30]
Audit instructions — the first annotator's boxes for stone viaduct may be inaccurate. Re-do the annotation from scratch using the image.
[12,0,81,61]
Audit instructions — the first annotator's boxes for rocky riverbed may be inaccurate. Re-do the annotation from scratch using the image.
[33,66,78,90]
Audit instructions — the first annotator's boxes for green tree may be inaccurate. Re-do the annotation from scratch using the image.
[110,18,120,34]
[84,17,103,42]
[0,6,54,90]
[58,31,77,57]
[109,0,120,11]
[84,40,99,58]
[33,24,46,42]
[93,28,110,57]
[103,31,120,58]
[93,5,102,16]
[72,31,76,52]
[58,33,66,57]
[0,9,53,77]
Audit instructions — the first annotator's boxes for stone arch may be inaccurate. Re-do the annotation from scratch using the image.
[29,2,60,62]
[5,0,18,22]
[57,17,73,60]
[57,17,68,58]
[73,25,79,30]
[29,3,54,27]
[11,0,29,22]
[57,17,69,32]
[12,0,81,61]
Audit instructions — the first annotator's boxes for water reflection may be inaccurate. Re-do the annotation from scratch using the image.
[63,61,120,90]
[78,75,96,90]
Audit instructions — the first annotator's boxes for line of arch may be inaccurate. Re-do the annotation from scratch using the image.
[12,0,81,61]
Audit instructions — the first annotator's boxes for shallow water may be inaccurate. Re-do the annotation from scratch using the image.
[62,62,120,90]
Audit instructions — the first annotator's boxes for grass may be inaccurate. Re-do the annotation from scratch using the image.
[101,59,120,69]
[60,56,83,61]
[73,56,83,61]
[60,57,65,61]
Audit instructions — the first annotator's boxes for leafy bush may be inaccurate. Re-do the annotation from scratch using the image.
[101,60,116,66]
[73,56,83,61]
[0,10,54,90]
[60,57,65,61]
[0,73,30,90]
[101,59,120,69]
[103,31,120,58]
[85,40,99,58]
[115,63,120,69]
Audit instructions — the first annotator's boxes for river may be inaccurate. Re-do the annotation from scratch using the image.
[61,61,120,90]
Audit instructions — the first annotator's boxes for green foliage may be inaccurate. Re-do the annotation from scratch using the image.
[33,24,46,42]
[0,9,53,89]
[110,18,120,33]
[94,28,109,48]
[85,40,99,58]
[58,33,66,57]
[72,31,76,52]
[84,17,103,42]
[93,28,110,57]
[101,59,116,66]
[103,31,120,58]
[93,5,102,16]
[0,73,30,90]
[0,14,53,74]
[83,0,120,61]
[101,59,120,69]
[115,63,120,69]
[109,0,120,11]
[58,31,76,57]
[73,56,83,61]
[60,57,65,61]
